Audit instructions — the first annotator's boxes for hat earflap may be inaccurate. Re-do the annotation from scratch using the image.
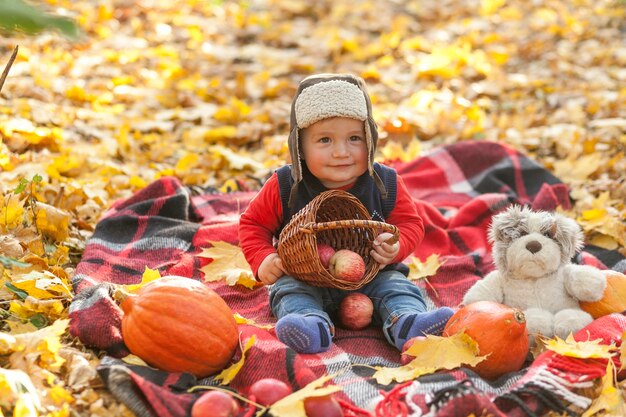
[287,126,301,209]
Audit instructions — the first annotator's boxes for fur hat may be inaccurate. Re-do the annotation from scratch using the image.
[287,73,386,207]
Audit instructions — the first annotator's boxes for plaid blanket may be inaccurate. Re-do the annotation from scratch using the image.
[69,141,625,417]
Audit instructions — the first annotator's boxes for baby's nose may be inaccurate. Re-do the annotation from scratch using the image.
[526,240,542,254]
[333,143,349,156]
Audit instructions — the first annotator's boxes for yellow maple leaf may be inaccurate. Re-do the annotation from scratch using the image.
[122,267,161,293]
[209,145,265,171]
[544,334,615,359]
[233,313,274,330]
[0,194,25,228]
[379,141,421,163]
[175,152,200,172]
[11,270,73,300]
[576,192,626,248]
[197,241,257,288]
[407,255,444,281]
[269,373,342,417]
[553,153,602,183]
[48,384,74,405]
[480,0,506,15]
[372,333,485,384]
[202,126,238,142]
[0,368,40,414]
[582,362,626,417]
[21,297,65,320]
[214,334,255,385]
[7,319,69,373]
[34,202,71,242]
[46,153,87,179]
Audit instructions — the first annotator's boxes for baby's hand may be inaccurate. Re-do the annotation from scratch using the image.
[257,253,286,285]
[370,232,399,266]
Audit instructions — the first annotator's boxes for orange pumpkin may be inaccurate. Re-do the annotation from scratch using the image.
[580,270,626,319]
[443,301,529,380]
[119,276,239,378]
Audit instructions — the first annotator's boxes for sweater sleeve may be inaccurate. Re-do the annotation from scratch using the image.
[387,175,424,263]
[238,173,283,277]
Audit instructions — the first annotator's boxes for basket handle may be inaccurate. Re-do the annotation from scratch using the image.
[299,220,399,244]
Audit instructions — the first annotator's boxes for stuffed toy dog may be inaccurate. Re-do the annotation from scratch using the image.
[463,205,606,343]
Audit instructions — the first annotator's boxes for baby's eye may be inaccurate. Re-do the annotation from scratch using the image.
[319,137,331,143]
[349,135,363,142]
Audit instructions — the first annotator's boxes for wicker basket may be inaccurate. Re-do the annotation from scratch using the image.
[277,190,399,290]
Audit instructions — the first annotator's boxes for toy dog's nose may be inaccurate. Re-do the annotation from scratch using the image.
[526,240,542,253]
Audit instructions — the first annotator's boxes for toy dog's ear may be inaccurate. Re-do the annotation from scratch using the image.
[553,214,584,259]
[489,205,526,243]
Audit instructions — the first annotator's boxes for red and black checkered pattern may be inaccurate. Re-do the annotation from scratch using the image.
[68,141,625,417]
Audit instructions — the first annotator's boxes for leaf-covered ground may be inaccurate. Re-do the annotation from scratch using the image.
[0,0,624,415]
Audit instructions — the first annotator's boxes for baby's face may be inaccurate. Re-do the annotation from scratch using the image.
[300,117,368,189]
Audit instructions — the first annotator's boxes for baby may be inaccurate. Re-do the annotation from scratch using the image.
[239,73,453,354]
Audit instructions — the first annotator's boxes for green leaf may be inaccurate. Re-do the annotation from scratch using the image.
[13,178,29,194]
[0,0,80,40]
[5,282,29,300]
[0,255,30,269]
[29,313,49,329]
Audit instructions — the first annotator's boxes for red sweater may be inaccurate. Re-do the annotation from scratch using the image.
[239,172,424,277]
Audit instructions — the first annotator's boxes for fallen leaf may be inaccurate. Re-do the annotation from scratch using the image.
[553,153,602,183]
[197,241,257,288]
[122,267,162,293]
[233,313,274,330]
[214,334,255,385]
[544,334,615,359]
[372,333,485,384]
[0,368,40,413]
[269,373,343,417]
[407,254,444,281]
[581,362,626,417]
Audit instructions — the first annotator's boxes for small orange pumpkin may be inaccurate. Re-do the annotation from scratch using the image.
[443,301,529,380]
[119,276,239,378]
[580,270,626,319]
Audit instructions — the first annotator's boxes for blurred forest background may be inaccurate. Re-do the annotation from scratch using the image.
[0,0,624,415]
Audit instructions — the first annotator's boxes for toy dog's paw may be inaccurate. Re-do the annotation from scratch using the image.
[564,265,607,302]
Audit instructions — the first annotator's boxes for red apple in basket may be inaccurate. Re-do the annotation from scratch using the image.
[338,293,374,330]
[329,250,365,282]
[317,243,336,269]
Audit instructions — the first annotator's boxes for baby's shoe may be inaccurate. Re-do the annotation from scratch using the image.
[275,314,333,354]
[392,307,455,350]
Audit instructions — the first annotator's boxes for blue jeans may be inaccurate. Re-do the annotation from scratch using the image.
[269,270,427,346]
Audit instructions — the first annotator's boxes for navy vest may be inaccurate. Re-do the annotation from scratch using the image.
[276,163,409,276]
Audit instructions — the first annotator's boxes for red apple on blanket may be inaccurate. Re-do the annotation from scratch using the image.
[191,390,239,417]
[338,293,374,330]
[248,378,292,406]
[329,250,365,282]
[317,243,336,269]
[304,394,344,417]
